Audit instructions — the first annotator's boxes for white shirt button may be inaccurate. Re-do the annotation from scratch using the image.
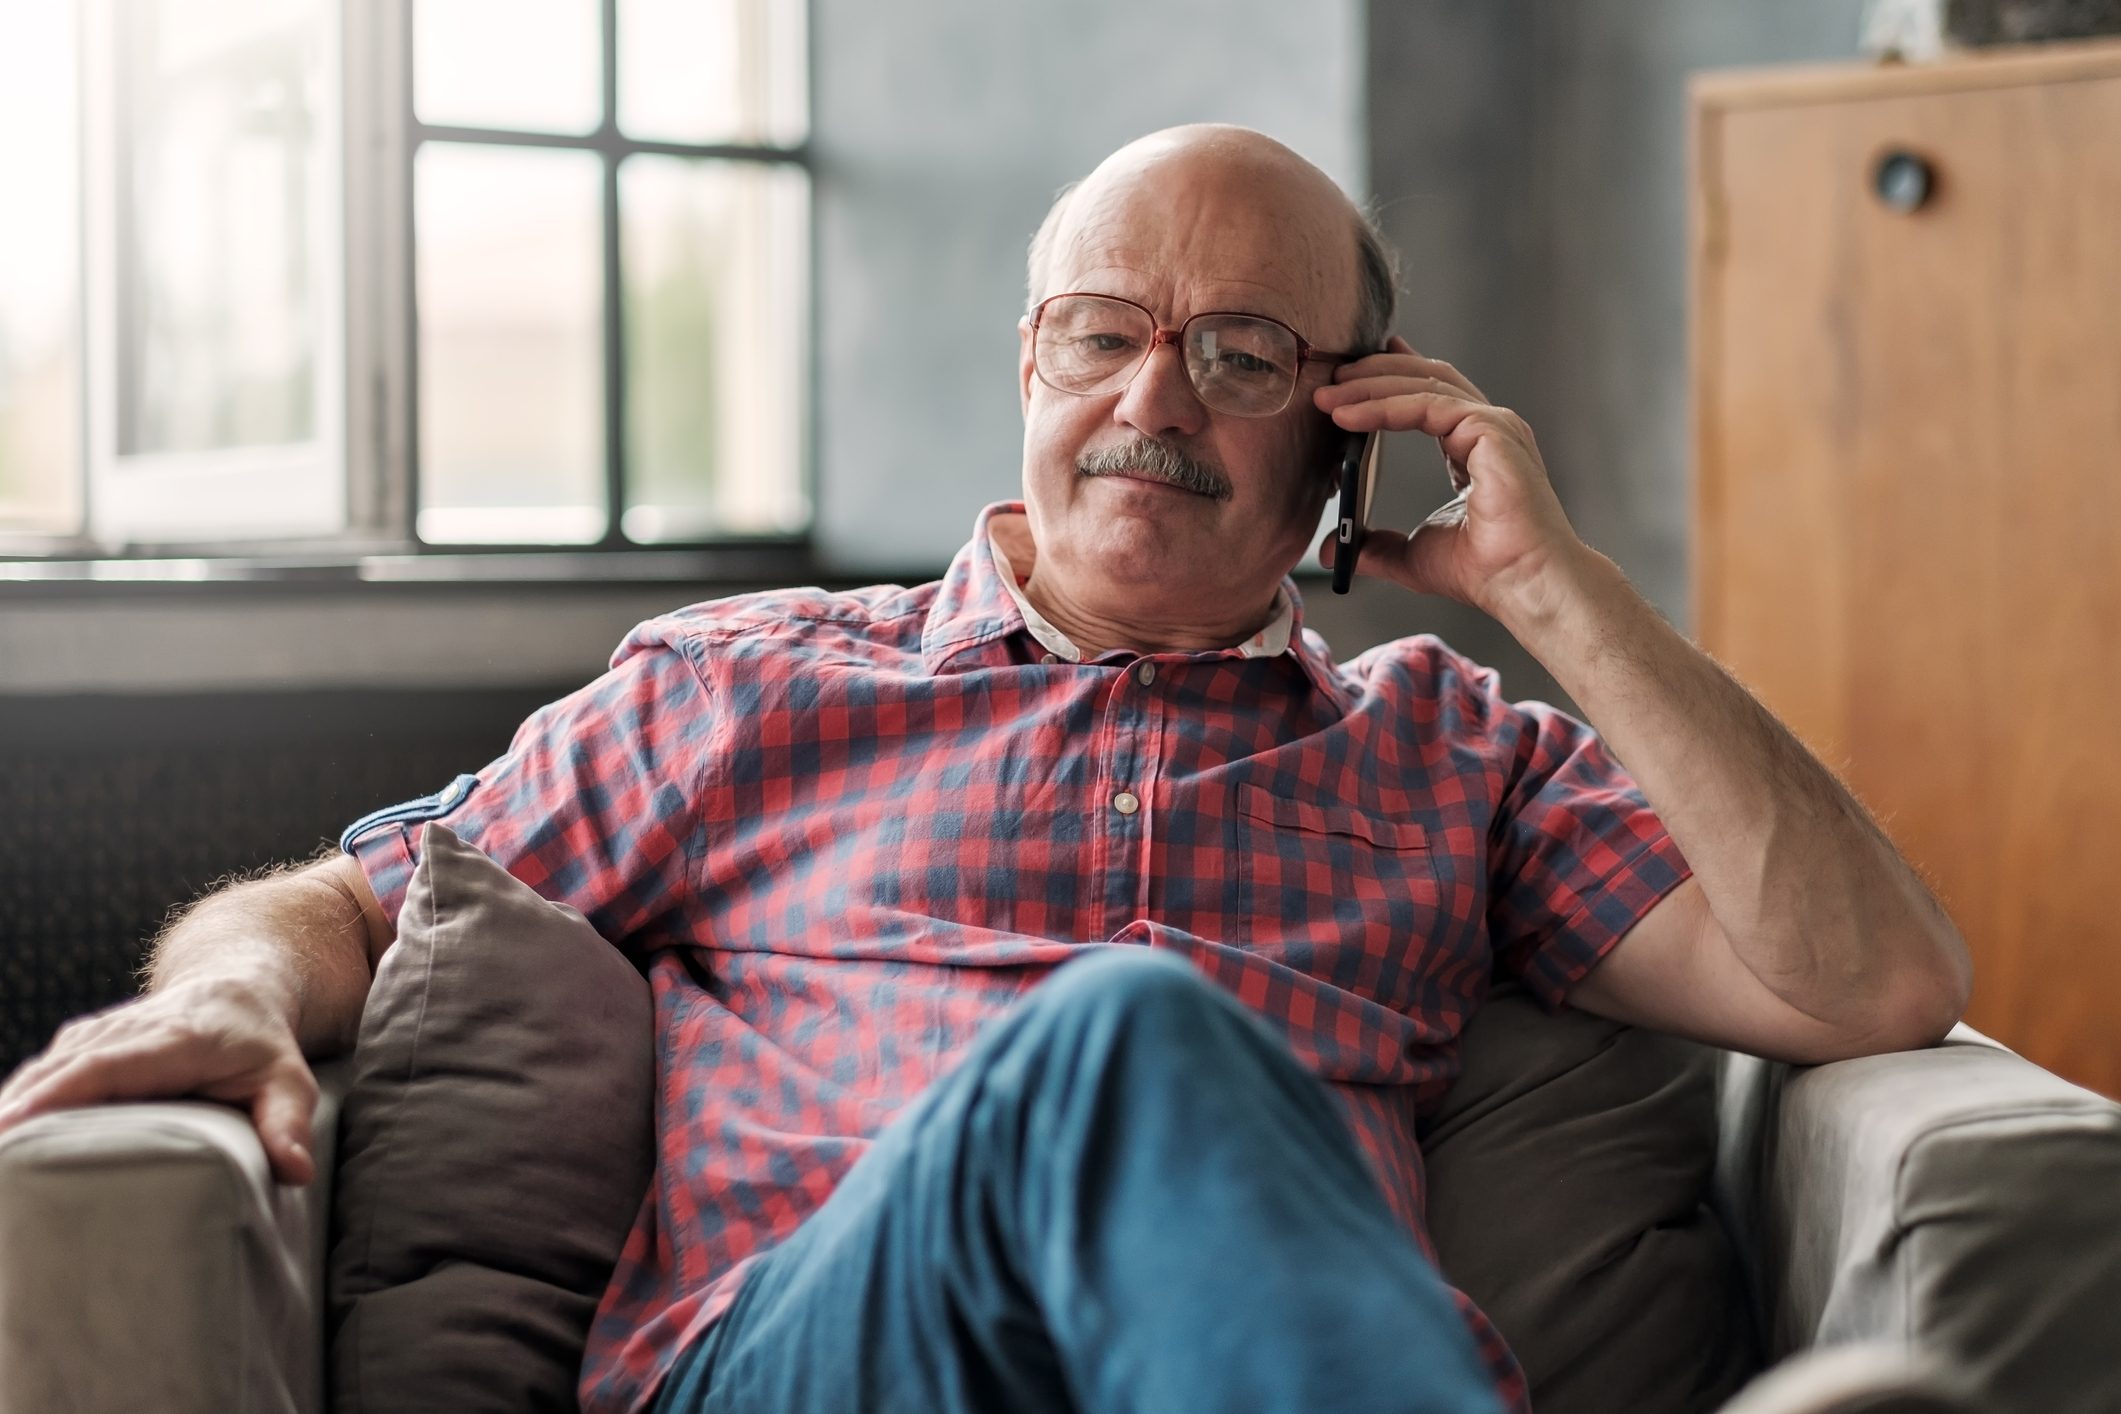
[1136,662,1156,686]
[1041,653,1058,664]
[1113,790,1140,816]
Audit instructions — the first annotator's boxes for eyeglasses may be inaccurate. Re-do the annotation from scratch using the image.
[1029,293,1359,418]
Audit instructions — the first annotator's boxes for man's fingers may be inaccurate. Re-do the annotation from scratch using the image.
[3,1034,223,1119]
[1318,524,1420,591]
[0,1036,317,1186]
[0,1030,129,1120]
[1315,374,1471,409]
[1332,342,1489,402]
[1326,392,1528,464]
[1324,389,1482,431]
[1,1005,182,1113]
[0,1043,171,1128]
[1353,525,1416,583]
[249,1068,320,1186]
[1387,338,1489,400]
[0,982,316,1192]
[3,1018,246,1125]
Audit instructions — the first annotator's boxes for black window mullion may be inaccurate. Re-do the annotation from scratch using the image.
[412,122,806,166]
[598,0,626,549]
[402,0,423,545]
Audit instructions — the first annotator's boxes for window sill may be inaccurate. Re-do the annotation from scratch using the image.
[0,546,940,696]
[0,544,846,598]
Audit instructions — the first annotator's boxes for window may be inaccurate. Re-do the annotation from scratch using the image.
[83,0,347,545]
[0,7,85,543]
[0,0,810,556]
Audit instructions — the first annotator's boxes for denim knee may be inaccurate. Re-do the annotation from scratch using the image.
[1036,943,1212,1006]
[1014,945,1250,1056]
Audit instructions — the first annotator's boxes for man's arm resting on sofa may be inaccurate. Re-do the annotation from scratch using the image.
[0,852,391,1186]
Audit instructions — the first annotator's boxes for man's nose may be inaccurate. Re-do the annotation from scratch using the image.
[1111,333,1207,439]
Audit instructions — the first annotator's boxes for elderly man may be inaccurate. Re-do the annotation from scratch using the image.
[0,126,1967,1414]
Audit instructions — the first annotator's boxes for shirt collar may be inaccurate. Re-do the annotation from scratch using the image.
[920,501,1354,716]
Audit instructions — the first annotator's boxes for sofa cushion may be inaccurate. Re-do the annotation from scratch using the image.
[1421,982,1760,1414]
[328,823,656,1413]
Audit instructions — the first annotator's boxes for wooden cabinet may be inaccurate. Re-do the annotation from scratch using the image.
[1690,40,2121,1097]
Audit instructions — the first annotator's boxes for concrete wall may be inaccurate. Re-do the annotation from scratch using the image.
[1348,0,1870,705]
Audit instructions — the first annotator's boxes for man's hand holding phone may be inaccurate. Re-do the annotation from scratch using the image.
[1311,335,1588,623]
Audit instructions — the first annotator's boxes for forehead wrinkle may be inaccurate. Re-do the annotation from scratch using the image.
[1054,206,1341,334]
[1065,264,1322,331]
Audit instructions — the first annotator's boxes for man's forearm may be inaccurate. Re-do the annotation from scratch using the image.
[1493,547,1970,1036]
[148,863,376,1057]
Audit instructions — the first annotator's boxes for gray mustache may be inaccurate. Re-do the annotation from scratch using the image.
[1076,438,1233,502]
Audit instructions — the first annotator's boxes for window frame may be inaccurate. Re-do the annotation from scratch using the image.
[394,0,816,555]
[2,0,816,564]
[79,0,350,548]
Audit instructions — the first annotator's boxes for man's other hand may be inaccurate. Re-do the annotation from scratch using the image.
[0,975,320,1185]
[1312,336,1589,620]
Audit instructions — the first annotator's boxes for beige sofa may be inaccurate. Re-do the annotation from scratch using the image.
[2,1023,2117,1413]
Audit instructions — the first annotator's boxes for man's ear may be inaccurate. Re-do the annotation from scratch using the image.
[1017,316,1036,416]
[1302,462,1337,523]
[1308,457,1338,517]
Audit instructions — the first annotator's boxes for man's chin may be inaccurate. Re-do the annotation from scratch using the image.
[1070,509,1221,586]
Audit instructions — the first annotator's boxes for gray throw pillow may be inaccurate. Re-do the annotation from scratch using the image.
[328,823,656,1414]
[1421,982,1760,1414]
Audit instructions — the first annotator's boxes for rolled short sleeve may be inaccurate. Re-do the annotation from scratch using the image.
[1484,692,1692,1011]
[339,621,713,948]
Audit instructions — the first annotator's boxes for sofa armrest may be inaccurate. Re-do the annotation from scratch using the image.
[1715,1025,2121,1414]
[0,1059,348,1414]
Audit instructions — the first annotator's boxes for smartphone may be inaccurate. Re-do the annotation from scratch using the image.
[1331,429,1382,595]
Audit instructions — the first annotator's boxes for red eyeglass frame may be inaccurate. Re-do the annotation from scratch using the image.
[1029,292,1362,416]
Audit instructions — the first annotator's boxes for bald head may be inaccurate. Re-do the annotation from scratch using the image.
[1026,124,1398,352]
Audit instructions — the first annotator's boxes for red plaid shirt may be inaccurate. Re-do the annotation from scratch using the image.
[343,501,1690,1413]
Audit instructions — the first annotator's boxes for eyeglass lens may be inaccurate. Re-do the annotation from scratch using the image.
[1036,296,1301,416]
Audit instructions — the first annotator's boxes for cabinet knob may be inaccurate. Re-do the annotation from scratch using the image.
[1873,149,1936,213]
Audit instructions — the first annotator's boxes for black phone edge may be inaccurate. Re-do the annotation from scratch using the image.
[1331,431,1374,595]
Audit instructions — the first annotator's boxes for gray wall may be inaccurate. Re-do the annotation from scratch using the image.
[810,0,1364,572]
[1349,0,1870,705]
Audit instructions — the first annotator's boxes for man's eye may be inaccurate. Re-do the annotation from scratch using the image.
[1073,332,1137,355]
[1218,350,1276,375]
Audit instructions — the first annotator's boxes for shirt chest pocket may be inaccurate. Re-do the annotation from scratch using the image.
[1233,783,1442,1000]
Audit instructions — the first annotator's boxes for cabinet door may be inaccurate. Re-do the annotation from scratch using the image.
[1694,65,2121,1096]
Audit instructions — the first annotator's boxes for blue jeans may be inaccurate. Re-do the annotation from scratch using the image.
[652,947,1503,1414]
